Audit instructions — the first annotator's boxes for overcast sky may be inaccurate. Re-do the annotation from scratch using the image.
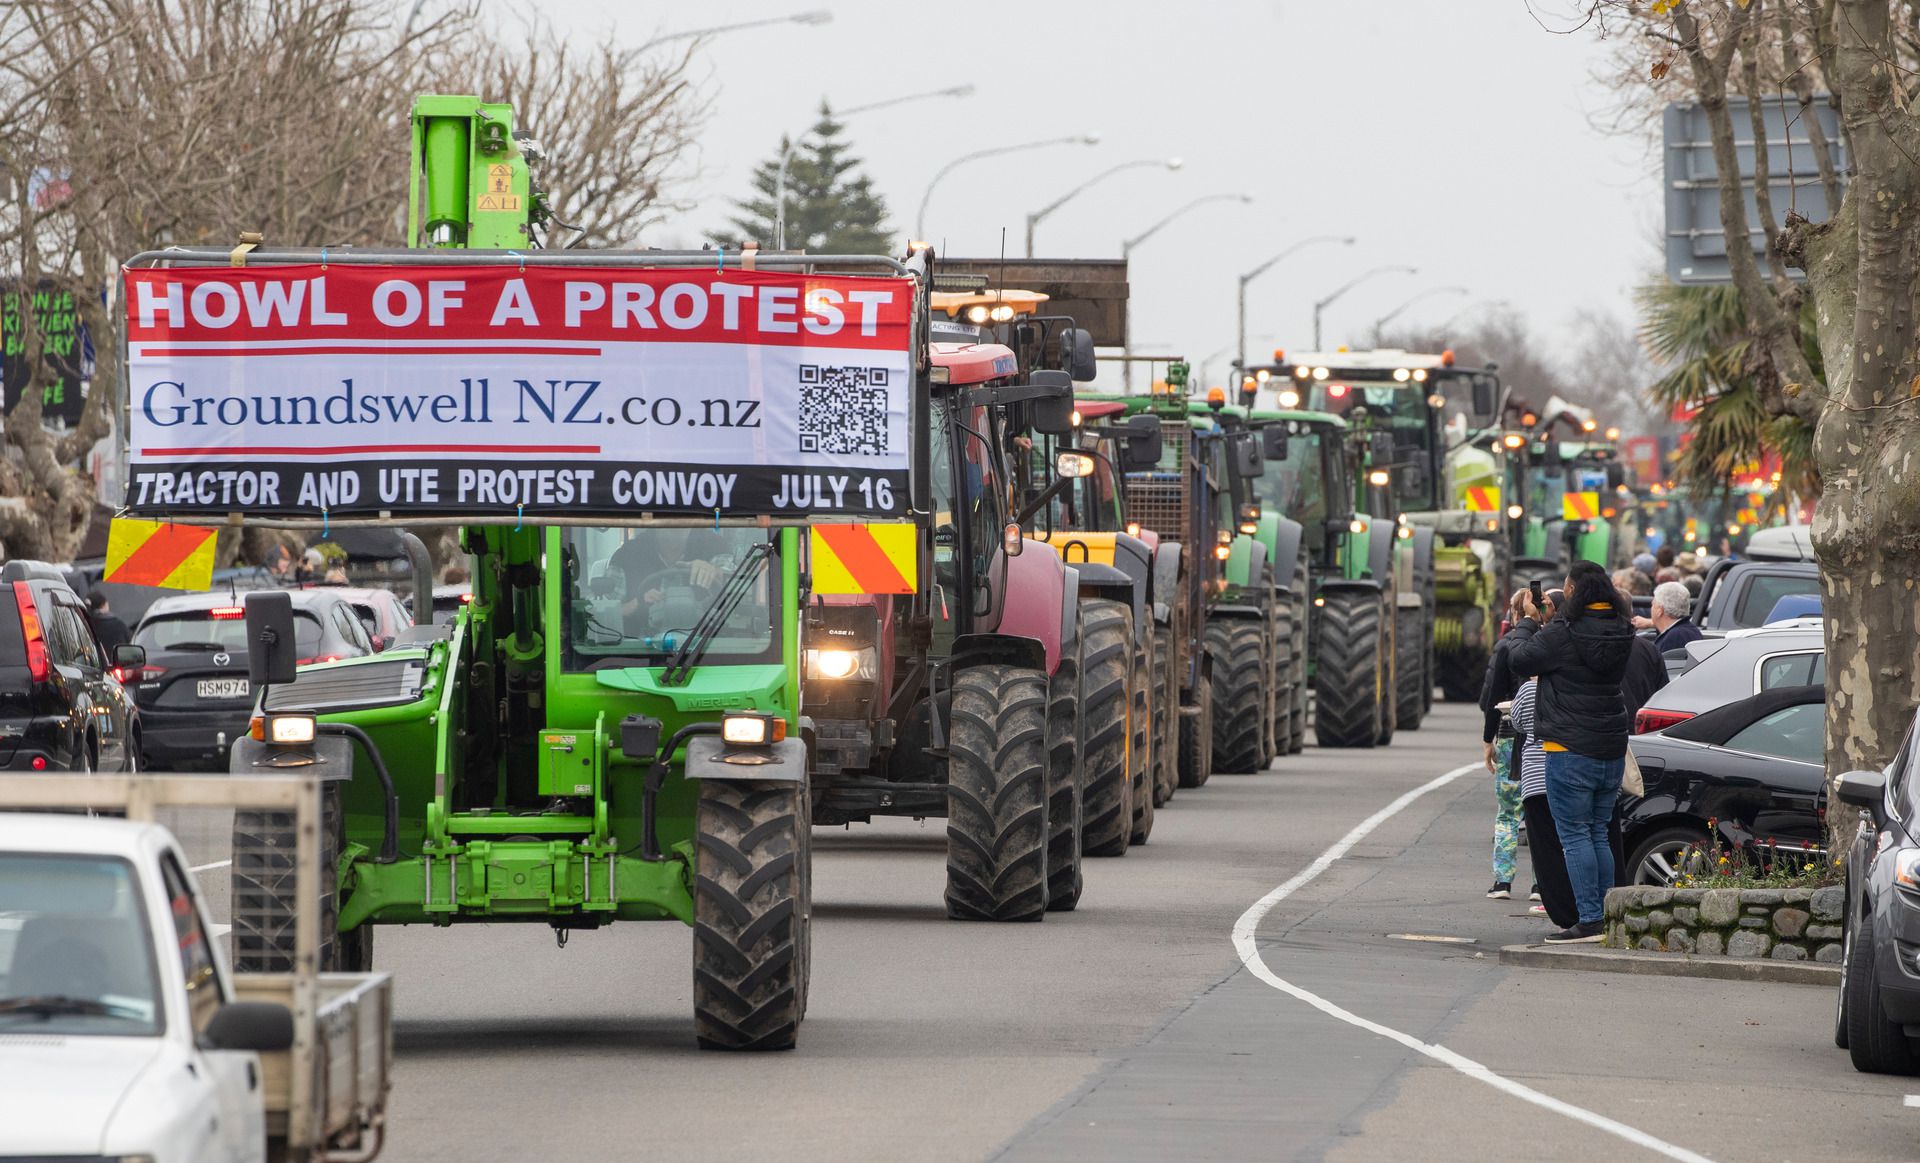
[536,0,1659,389]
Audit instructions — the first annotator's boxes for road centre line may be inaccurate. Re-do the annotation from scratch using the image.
[1231,762,1715,1163]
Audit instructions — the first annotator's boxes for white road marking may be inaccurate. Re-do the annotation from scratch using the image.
[1232,762,1714,1163]
[190,860,231,873]
[1905,1095,1920,1108]
[1388,933,1477,944]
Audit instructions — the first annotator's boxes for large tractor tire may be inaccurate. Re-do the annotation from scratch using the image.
[1177,667,1214,788]
[1045,630,1085,911]
[1128,635,1156,846]
[1151,623,1178,806]
[1288,564,1308,754]
[1078,599,1134,857]
[232,779,371,973]
[1269,586,1295,760]
[1208,620,1267,774]
[945,665,1050,921]
[1376,593,1398,747]
[1437,644,1489,704]
[1394,604,1427,732]
[1313,589,1385,749]
[694,779,810,1050]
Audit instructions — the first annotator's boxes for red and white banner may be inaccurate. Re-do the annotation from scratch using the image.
[122,264,916,519]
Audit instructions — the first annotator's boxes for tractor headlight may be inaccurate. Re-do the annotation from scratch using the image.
[1507,504,1525,519]
[1056,451,1096,479]
[721,712,785,746]
[252,713,316,745]
[1277,389,1301,408]
[805,646,877,682]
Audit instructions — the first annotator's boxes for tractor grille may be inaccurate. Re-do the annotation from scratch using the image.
[264,657,426,714]
[1125,419,1194,544]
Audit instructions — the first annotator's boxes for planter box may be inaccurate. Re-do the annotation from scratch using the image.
[1603,884,1845,962]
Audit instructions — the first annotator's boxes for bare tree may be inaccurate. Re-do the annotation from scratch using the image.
[1577,0,1920,846]
[0,0,705,561]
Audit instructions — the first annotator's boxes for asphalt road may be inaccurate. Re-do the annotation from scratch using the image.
[169,703,1920,1161]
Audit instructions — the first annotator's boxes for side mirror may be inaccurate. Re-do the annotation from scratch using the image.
[1835,769,1886,820]
[112,644,145,669]
[1234,432,1265,478]
[1262,425,1289,460]
[1118,414,1164,470]
[1370,433,1393,464]
[1027,370,1076,436]
[1059,327,1098,383]
[1397,464,1427,493]
[1606,463,1626,490]
[203,1001,294,1053]
[244,591,298,687]
[1470,373,1499,423]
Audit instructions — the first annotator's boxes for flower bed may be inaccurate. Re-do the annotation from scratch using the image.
[1602,885,1846,962]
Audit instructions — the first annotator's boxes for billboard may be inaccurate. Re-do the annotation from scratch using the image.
[121,265,915,520]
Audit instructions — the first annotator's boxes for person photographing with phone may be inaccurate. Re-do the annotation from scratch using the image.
[1503,560,1636,943]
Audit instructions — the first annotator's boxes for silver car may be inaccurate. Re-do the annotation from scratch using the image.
[1635,623,1824,734]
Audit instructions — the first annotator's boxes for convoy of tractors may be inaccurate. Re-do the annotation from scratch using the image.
[96,93,1695,1109]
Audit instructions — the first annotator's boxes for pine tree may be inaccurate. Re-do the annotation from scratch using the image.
[725,103,892,253]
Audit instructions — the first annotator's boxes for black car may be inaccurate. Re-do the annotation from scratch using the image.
[0,559,142,771]
[1621,684,1827,885]
[1835,718,1920,1074]
[130,588,376,769]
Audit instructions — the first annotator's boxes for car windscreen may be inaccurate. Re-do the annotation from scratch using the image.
[0,853,162,1037]
[136,609,322,655]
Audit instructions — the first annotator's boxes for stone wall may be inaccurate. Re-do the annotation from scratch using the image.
[1602,885,1845,962]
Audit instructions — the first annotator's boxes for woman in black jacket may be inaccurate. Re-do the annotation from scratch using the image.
[1504,559,1635,943]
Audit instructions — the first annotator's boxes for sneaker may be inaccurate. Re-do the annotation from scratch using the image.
[1529,885,1541,901]
[1529,904,1547,915]
[1486,882,1512,900]
[1544,921,1605,944]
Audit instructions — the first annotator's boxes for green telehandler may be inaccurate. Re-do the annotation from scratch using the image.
[122,95,930,1050]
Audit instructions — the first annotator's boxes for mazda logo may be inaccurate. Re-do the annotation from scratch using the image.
[213,651,231,667]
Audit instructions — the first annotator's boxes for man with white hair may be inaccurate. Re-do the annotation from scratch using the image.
[1638,580,1702,653]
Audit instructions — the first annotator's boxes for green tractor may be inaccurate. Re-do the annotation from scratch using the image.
[1510,401,1637,577]
[1242,405,1403,748]
[1246,351,1505,709]
[135,94,927,1050]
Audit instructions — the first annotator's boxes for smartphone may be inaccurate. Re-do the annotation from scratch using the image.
[1529,579,1544,611]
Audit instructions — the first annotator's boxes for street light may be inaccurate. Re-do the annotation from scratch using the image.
[1236,235,1356,371]
[1024,157,1183,257]
[916,133,1102,240]
[1370,285,1469,346]
[1313,265,1417,349]
[1438,298,1510,336]
[1119,193,1252,388]
[774,84,975,249]
[638,9,832,51]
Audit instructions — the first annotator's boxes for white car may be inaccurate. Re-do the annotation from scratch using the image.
[0,813,287,1163]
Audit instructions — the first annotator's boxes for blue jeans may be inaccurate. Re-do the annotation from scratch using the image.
[1544,750,1623,924]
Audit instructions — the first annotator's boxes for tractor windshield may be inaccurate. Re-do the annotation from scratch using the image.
[560,526,776,670]
[1256,427,1331,527]
[1308,382,1440,511]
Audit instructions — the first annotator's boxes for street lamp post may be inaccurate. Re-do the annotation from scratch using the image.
[637,9,832,51]
[1236,235,1355,371]
[1118,193,1251,389]
[1438,298,1509,336]
[1370,285,1469,346]
[1312,265,1417,349]
[774,84,975,249]
[916,133,1101,240]
[1024,157,1182,257]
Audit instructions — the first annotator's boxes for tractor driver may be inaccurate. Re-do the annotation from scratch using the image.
[612,527,728,631]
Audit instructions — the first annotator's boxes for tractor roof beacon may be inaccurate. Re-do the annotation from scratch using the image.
[119,94,929,1050]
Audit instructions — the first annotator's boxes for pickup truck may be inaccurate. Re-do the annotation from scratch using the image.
[1690,558,1819,633]
[0,773,391,1163]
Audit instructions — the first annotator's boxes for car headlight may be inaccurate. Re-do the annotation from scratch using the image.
[1895,849,1920,892]
[805,646,877,682]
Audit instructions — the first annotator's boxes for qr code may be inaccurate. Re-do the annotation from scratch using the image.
[798,364,889,456]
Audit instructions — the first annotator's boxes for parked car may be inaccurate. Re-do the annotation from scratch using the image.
[130,589,376,770]
[1836,718,1920,1074]
[0,560,142,772]
[330,585,413,651]
[1636,624,1824,733]
[1692,558,1820,633]
[1621,684,1827,886]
